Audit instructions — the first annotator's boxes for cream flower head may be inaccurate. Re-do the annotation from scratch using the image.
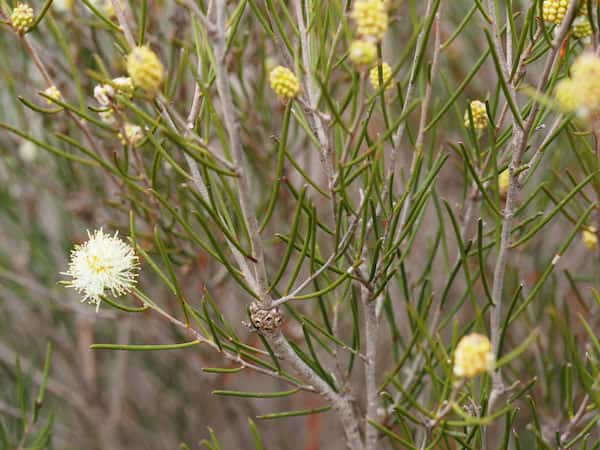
[119,123,144,146]
[453,333,494,379]
[62,229,139,311]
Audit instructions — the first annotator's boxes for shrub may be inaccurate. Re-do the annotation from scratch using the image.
[0,0,599,449]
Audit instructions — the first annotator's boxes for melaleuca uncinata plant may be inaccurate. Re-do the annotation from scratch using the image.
[0,0,599,449]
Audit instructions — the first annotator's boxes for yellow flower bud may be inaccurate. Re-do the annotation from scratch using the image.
[572,15,593,39]
[369,62,393,91]
[269,66,300,101]
[41,85,63,105]
[118,123,144,146]
[351,0,389,41]
[10,3,34,33]
[126,46,164,94]
[349,39,377,67]
[498,169,509,196]
[453,333,494,379]
[582,226,598,250]
[542,0,571,24]
[112,76,135,98]
[464,100,488,129]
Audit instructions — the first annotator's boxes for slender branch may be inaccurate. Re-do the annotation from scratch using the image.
[180,0,216,33]
[487,0,579,422]
[111,0,135,47]
[362,288,378,450]
[388,2,441,248]
[518,114,564,185]
[157,84,260,294]
[385,0,435,184]
[270,188,371,307]
[268,331,364,450]
[293,0,338,220]
[558,395,591,449]
[131,289,315,392]
[213,2,271,303]
[373,6,442,294]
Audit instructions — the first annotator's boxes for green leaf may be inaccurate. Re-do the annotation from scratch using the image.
[91,340,202,351]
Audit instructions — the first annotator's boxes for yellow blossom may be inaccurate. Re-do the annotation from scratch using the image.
[126,46,164,94]
[369,62,393,91]
[10,3,34,33]
[351,0,389,41]
[118,123,144,146]
[349,39,377,67]
[464,100,488,129]
[557,53,600,119]
[269,66,300,101]
[453,333,494,379]
[582,227,598,250]
[542,0,571,24]
[41,86,62,105]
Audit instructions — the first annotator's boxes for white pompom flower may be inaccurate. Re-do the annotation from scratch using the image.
[62,229,139,311]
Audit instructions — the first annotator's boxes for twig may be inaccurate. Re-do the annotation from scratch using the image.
[270,189,371,307]
[111,0,135,48]
[558,394,589,448]
[486,0,579,425]
[212,1,271,304]
[156,95,260,294]
[180,0,216,34]
[268,331,364,450]
[132,289,315,392]
[293,0,338,221]
[518,114,564,185]
[362,287,379,450]
[385,0,435,185]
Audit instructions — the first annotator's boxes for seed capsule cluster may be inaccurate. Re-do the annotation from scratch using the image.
[249,302,284,333]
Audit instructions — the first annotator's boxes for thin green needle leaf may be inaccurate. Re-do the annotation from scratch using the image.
[91,340,202,351]
[256,406,331,420]
[212,388,299,398]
